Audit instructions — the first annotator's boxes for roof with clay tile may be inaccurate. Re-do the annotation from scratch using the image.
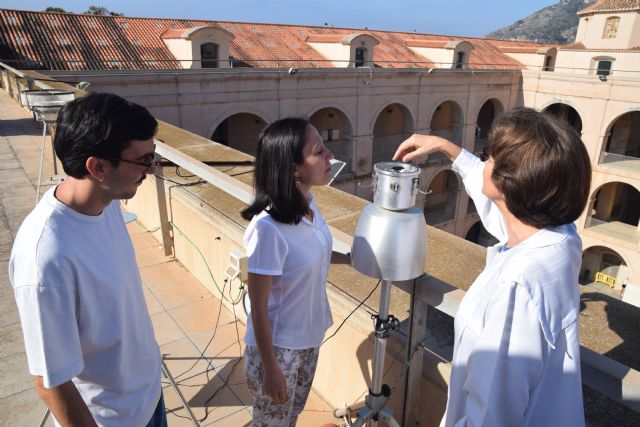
[0,7,533,71]
[578,0,640,14]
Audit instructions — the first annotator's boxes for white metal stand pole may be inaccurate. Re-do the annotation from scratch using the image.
[162,360,201,427]
[352,280,401,427]
[35,122,47,205]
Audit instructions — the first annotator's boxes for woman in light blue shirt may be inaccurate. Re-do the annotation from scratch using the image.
[394,108,591,426]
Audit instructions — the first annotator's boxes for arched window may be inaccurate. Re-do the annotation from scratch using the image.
[200,42,219,68]
[355,47,366,67]
[455,51,465,69]
[603,17,620,39]
[543,55,555,72]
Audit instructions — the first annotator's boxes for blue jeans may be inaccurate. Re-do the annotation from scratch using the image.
[145,393,168,427]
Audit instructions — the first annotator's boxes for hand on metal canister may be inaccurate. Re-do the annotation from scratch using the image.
[393,134,461,163]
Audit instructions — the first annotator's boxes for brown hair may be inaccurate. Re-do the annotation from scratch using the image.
[487,107,591,228]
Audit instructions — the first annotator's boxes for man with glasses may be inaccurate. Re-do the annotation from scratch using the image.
[9,93,166,426]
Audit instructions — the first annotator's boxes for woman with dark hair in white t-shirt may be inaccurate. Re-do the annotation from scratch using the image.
[241,117,350,426]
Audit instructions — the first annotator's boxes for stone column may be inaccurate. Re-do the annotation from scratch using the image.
[594,184,618,220]
[352,134,374,177]
[461,122,477,153]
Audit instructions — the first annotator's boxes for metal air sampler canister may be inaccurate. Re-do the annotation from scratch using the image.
[351,162,427,281]
[342,162,427,427]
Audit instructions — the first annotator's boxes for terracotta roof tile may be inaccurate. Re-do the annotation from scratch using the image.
[0,8,529,71]
[578,0,640,14]
[404,39,449,49]
[559,45,640,52]
[160,29,187,39]
[305,34,343,43]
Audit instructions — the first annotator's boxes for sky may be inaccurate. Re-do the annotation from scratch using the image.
[2,1,560,37]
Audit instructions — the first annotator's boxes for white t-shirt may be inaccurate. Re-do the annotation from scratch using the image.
[243,193,333,349]
[440,150,584,426]
[9,187,161,427]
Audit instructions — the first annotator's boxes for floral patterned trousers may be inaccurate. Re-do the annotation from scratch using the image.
[244,345,320,427]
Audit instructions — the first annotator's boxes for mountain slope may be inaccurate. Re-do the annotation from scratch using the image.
[486,0,596,44]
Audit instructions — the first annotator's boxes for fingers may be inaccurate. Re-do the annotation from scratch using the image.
[264,379,288,404]
[392,135,431,163]
[392,140,417,162]
[277,383,288,403]
[393,134,448,163]
[268,387,287,404]
[399,148,421,163]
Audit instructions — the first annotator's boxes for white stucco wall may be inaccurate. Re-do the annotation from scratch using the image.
[554,50,640,77]
[407,47,453,68]
[307,42,351,67]
[576,12,640,49]
[163,38,193,69]
[503,52,544,69]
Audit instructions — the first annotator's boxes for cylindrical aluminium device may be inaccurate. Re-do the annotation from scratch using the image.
[20,89,75,109]
[373,162,420,211]
[351,204,427,281]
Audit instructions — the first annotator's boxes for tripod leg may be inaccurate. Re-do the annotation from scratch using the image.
[50,132,58,176]
[38,408,50,427]
[378,407,402,427]
[162,360,201,427]
[36,122,47,205]
[352,406,376,427]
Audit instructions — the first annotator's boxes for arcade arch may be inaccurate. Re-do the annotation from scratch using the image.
[588,182,640,227]
[543,103,582,134]
[424,170,460,225]
[599,111,640,167]
[309,107,354,172]
[211,113,267,156]
[430,100,464,145]
[581,246,628,285]
[372,103,414,165]
[474,98,503,154]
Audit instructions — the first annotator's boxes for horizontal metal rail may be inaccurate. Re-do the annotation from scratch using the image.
[153,139,352,253]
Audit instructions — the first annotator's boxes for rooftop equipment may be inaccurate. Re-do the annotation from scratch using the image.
[345,162,427,426]
[20,89,75,204]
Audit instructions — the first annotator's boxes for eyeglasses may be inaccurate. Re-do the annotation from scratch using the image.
[480,146,489,162]
[111,155,157,169]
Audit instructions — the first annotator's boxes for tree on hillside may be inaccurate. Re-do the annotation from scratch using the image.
[44,7,68,13]
[84,5,124,16]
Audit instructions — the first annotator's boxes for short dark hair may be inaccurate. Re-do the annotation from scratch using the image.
[487,107,591,228]
[54,92,157,178]
[241,117,310,224]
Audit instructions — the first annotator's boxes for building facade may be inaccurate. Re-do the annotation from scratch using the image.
[1,0,638,304]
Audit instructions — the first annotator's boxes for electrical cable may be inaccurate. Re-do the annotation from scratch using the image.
[168,220,244,305]
[321,279,381,347]
[153,173,244,228]
[175,165,196,179]
[171,277,229,381]
[164,274,245,423]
